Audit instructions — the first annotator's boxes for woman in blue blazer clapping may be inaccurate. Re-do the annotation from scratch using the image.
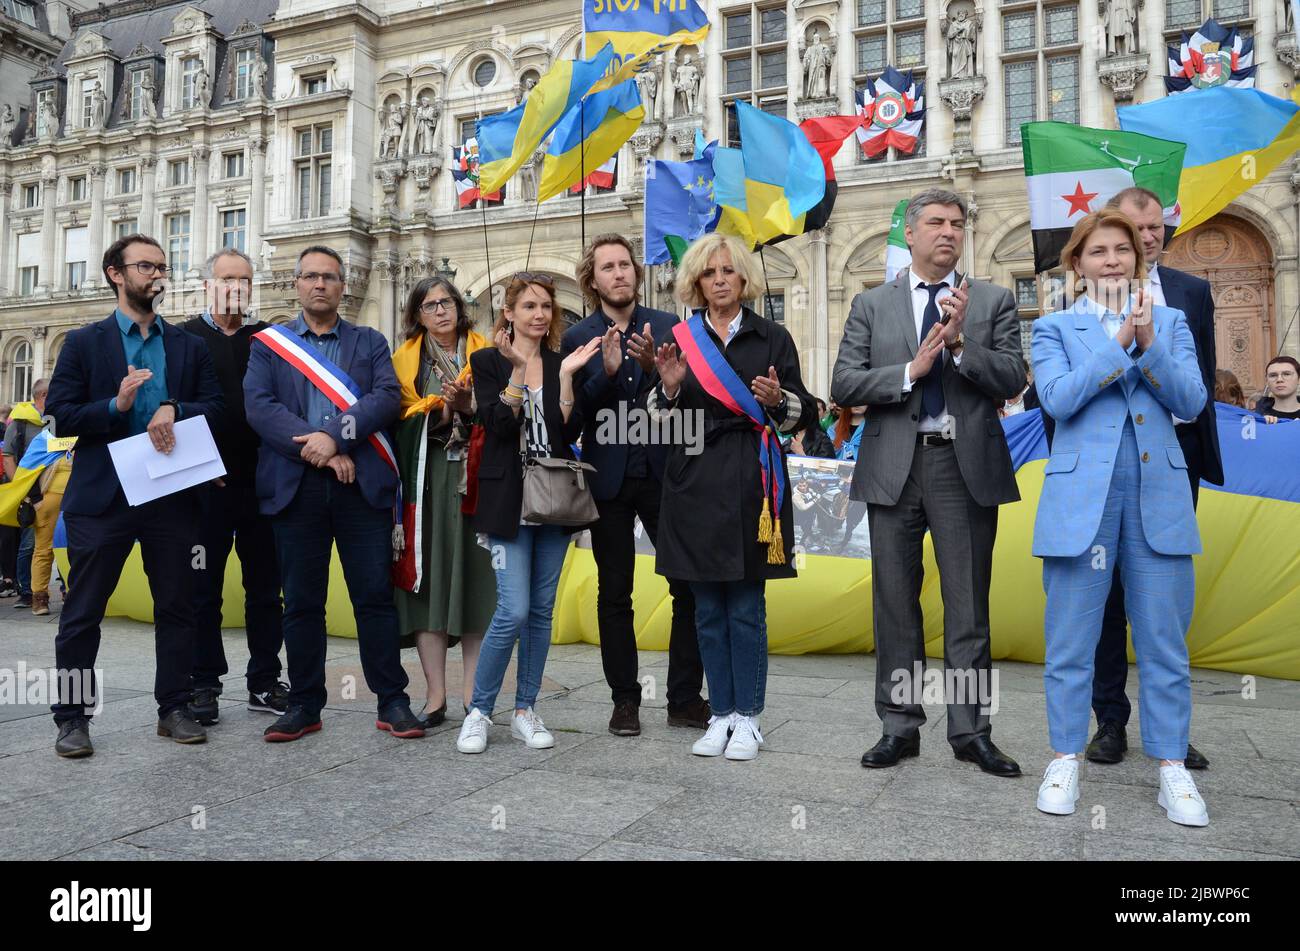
[1030,209,1210,827]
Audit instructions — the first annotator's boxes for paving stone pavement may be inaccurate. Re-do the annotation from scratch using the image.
[1,608,1296,861]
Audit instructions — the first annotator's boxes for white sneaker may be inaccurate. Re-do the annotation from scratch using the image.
[511,707,555,750]
[1158,764,1209,827]
[456,708,491,754]
[1036,756,1081,815]
[724,715,763,761]
[692,714,735,757]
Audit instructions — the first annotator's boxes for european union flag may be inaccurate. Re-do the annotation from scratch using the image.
[643,154,719,265]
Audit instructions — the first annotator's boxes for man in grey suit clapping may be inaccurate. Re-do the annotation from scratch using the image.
[832,188,1026,777]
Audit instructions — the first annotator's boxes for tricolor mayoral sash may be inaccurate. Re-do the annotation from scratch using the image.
[672,313,787,564]
[253,324,404,555]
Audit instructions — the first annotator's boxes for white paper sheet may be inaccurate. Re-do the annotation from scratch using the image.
[107,415,227,506]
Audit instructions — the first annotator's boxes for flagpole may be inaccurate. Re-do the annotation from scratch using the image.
[475,100,493,324]
[579,102,587,252]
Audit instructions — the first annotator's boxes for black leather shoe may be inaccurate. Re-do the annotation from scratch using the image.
[609,700,641,736]
[954,736,1021,777]
[55,717,93,758]
[157,709,207,744]
[1086,721,1127,764]
[666,698,711,729]
[1185,743,1209,770]
[376,703,426,739]
[264,706,322,742]
[419,702,447,728]
[189,686,221,725]
[860,733,920,768]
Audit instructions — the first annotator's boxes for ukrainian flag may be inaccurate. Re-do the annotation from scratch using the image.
[537,79,644,203]
[714,101,826,246]
[583,0,710,94]
[476,43,616,196]
[0,407,75,527]
[1117,86,1300,234]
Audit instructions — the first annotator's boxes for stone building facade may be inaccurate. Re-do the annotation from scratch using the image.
[3,0,1298,405]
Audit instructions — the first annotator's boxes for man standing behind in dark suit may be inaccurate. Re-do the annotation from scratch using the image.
[1083,188,1223,769]
[560,234,707,738]
[182,248,286,727]
[832,188,1026,777]
[46,233,224,757]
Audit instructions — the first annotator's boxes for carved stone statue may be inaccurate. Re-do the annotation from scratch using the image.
[141,71,157,118]
[942,7,980,79]
[90,80,108,128]
[0,105,15,146]
[1101,0,1138,57]
[519,146,543,202]
[415,95,440,154]
[250,56,268,98]
[195,63,211,108]
[379,102,405,160]
[672,53,701,117]
[802,29,833,99]
[635,58,660,122]
[36,98,58,141]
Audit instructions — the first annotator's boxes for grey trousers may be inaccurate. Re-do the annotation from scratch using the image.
[866,441,998,745]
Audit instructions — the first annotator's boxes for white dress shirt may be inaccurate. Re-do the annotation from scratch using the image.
[1147,263,1167,307]
[901,269,962,433]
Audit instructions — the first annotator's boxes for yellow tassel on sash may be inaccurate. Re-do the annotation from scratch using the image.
[757,496,772,543]
[767,518,785,565]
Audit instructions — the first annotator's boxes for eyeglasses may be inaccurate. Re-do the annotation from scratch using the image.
[119,261,170,277]
[512,271,554,286]
[420,299,455,314]
[296,271,342,285]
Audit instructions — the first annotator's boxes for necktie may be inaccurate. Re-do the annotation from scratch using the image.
[918,281,948,419]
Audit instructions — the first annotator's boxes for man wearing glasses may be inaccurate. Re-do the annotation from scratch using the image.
[243,245,422,742]
[45,233,224,757]
[182,248,286,727]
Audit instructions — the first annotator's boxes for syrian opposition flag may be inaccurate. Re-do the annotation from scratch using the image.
[855,67,924,157]
[451,138,502,207]
[1021,122,1185,273]
[1165,17,1256,94]
[569,155,617,193]
[884,198,911,281]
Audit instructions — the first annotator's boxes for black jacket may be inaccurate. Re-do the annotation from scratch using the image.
[182,315,268,484]
[469,346,585,539]
[655,307,816,582]
[1158,265,1223,485]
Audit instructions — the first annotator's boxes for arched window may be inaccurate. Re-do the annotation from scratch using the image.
[9,340,33,404]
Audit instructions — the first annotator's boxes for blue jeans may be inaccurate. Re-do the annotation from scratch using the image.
[16,525,33,597]
[271,467,409,717]
[470,525,571,716]
[691,579,768,717]
[1042,423,1194,761]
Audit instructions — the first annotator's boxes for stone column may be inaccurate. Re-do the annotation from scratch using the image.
[191,146,210,273]
[87,163,107,288]
[139,155,157,236]
[33,325,47,378]
[38,171,58,294]
[809,226,830,400]
[248,135,267,257]
[0,182,10,296]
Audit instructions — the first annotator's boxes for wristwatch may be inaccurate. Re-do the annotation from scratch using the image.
[160,398,182,418]
[946,334,964,353]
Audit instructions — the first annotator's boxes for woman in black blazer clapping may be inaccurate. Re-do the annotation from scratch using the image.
[457,273,599,755]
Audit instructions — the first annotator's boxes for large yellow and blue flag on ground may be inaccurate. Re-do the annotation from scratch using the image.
[583,0,710,94]
[0,407,75,528]
[713,101,826,246]
[538,79,643,203]
[476,43,616,196]
[1117,86,1300,234]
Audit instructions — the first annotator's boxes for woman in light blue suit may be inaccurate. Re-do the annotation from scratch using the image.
[1030,210,1210,827]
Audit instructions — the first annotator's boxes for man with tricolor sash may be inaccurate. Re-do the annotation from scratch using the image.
[243,245,424,743]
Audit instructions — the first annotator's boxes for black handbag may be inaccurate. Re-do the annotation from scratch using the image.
[16,498,35,529]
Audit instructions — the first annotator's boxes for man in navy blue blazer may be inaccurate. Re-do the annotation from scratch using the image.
[243,245,423,743]
[1083,188,1224,769]
[560,234,706,737]
[45,233,223,757]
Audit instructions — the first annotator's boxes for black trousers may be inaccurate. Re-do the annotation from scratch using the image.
[53,491,200,723]
[192,479,284,693]
[1092,424,1203,726]
[588,476,704,708]
[0,524,17,581]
